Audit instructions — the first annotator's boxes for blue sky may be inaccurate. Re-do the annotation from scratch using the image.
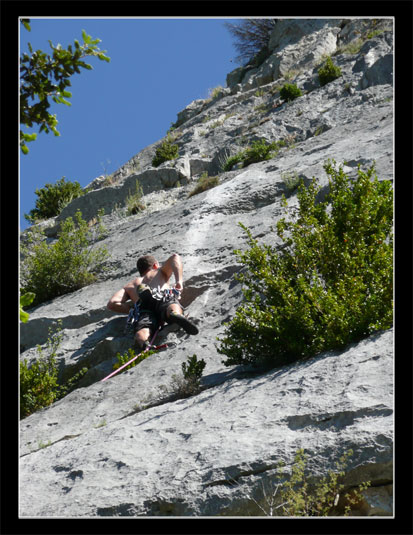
[19,17,241,230]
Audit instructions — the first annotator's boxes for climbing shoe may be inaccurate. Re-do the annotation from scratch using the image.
[168,312,199,335]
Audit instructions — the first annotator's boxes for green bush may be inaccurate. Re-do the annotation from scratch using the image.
[188,173,219,198]
[247,449,370,516]
[223,139,286,171]
[152,136,179,167]
[218,160,393,368]
[20,321,62,418]
[24,177,87,224]
[318,56,342,87]
[20,292,35,323]
[112,347,157,373]
[21,210,109,306]
[20,320,87,419]
[182,354,206,385]
[280,83,302,102]
[168,354,206,398]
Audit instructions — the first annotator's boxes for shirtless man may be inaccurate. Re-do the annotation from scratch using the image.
[107,253,198,350]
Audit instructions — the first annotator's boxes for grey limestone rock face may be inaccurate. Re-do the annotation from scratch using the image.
[19,18,394,517]
[19,329,393,517]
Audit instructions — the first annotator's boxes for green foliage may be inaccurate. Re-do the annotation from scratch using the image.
[21,210,109,306]
[20,292,35,322]
[20,321,62,418]
[152,136,179,167]
[243,139,284,167]
[20,21,110,154]
[188,173,219,198]
[112,347,157,373]
[169,354,206,398]
[218,160,393,368]
[208,85,225,100]
[20,320,87,419]
[24,177,87,224]
[126,180,145,215]
[223,152,245,172]
[318,56,342,87]
[281,171,302,193]
[262,449,370,516]
[181,354,206,383]
[280,83,303,102]
[223,139,286,171]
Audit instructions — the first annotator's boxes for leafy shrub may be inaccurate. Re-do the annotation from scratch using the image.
[318,56,342,86]
[20,292,35,322]
[280,83,302,102]
[152,136,179,167]
[242,139,284,167]
[20,320,87,418]
[24,177,87,224]
[112,347,157,373]
[20,321,62,418]
[182,354,206,385]
[245,449,370,516]
[188,173,219,198]
[218,160,393,368]
[168,354,206,398]
[223,139,286,171]
[21,210,109,306]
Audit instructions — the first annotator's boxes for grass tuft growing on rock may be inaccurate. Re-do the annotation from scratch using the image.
[188,173,219,198]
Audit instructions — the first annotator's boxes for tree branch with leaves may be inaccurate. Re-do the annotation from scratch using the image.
[19,19,110,154]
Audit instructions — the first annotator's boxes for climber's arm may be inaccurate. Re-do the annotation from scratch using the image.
[107,281,137,314]
[160,253,184,291]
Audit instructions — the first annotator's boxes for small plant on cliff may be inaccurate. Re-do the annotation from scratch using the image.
[238,449,370,516]
[188,173,219,198]
[112,347,158,373]
[24,177,87,224]
[318,56,342,87]
[280,83,303,102]
[166,354,206,398]
[20,322,62,418]
[20,320,88,418]
[126,179,145,215]
[152,135,179,167]
[223,139,286,172]
[21,209,109,306]
[218,160,393,368]
[20,292,36,323]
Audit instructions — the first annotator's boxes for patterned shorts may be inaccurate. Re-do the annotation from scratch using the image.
[133,290,181,335]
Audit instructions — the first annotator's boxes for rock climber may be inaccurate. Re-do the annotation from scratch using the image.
[107,253,199,351]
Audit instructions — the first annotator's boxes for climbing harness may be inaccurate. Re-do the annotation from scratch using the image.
[124,286,182,334]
